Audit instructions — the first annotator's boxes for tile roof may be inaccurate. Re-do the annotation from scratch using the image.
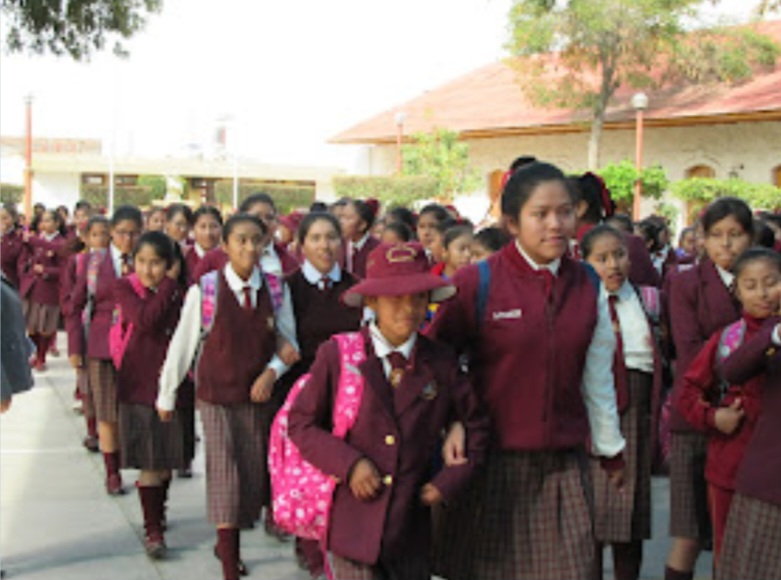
[331,20,781,144]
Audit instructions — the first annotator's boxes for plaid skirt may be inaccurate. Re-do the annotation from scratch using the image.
[22,300,60,335]
[432,448,594,580]
[326,552,429,580]
[717,493,781,580]
[87,358,119,423]
[119,403,186,471]
[669,431,711,540]
[591,370,653,543]
[199,400,274,528]
[77,367,95,420]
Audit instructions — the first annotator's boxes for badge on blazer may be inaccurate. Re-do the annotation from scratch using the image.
[421,381,438,400]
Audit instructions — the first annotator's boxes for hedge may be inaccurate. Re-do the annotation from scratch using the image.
[80,184,158,209]
[213,181,315,214]
[0,183,23,207]
[332,175,438,209]
[671,178,781,211]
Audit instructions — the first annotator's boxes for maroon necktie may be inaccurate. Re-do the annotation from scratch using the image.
[320,275,332,291]
[242,286,252,310]
[387,351,407,389]
[121,254,131,276]
[536,268,555,298]
[607,294,629,413]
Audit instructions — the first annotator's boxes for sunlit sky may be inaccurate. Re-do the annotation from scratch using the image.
[0,0,760,171]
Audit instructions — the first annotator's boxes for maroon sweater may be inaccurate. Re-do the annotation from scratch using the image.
[114,277,183,407]
[721,316,781,506]
[195,271,276,405]
[19,234,66,305]
[427,243,599,451]
[1,230,25,289]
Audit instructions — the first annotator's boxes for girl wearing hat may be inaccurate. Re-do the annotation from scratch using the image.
[287,241,489,580]
[427,161,626,580]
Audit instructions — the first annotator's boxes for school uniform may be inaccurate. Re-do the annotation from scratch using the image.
[1,229,25,289]
[190,243,298,283]
[341,233,380,279]
[287,324,489,579]
[667,258,741,541]
[157,263,297,528]
[19,232,66,335]
[652,245,679,280]
[717,317,781,580]
[185,243,207,285]
[115,276,187,470]
[426,241,625,580]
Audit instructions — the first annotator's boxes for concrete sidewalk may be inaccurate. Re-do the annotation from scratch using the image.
[0,333,713,579]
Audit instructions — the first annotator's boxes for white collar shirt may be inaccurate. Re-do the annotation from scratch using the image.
[369,321,417,380]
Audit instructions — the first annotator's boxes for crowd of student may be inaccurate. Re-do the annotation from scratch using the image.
[1,157,780,580]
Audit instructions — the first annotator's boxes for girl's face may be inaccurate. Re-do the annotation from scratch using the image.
[736,260,781,319]
[586,234,630,293]
[74,208,91,233]
[443,233,473,272]
[470,241,492,263]
[507,180,575,265]
[134,244,168,290]
[680,231,697,255]
[339,203,365,242]
[245,202,277,245]
[193,214,222,252]
[222,221,263,279]
[381,228,404,245]
[166,212,191,243]
[40,212,57,234]
[302,219,341,275]
[366,292,429,347]
[111,219,141,255]
[87,223,110,250]
[146,210,165,232]
[703,215,751,271]
[416,213,439,250]
[429,231,446,263]
[0,209,13,234]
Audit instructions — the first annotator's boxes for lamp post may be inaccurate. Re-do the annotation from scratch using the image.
[23,94,33,220]
[394,111,406,175]
[631,92,648,221]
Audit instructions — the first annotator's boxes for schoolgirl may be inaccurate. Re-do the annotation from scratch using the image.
[433,225,473,280]
[677,227,698,264]
[19,208,67,371]
[677,248,780,564]
[114,231,188,558]
[186,205,223,284]
[63,215,110,451]
[664,197,753,580]
[582,225,663,580]
[1,204,25,289]
[379,221,413,245]
[146,207,166,232]
[67,205,143,495]
[164,203,194,249]
[339,199,380,279]
[416,203,450,263]
[427,161,626,580]
[280,211,363,578]
[156,213,299,580]
[717,299,781,580]
[287,241,489,580]
[470,226,510,263]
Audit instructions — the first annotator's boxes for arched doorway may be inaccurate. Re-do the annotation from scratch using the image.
[487,169,505,219]
[773,165,781,188]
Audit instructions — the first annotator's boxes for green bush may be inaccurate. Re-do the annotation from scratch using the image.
[0,183,23,207]
[671,178,781,211]
[80,185,157,209]
[333,175,438,209]
[213,181,315,215]
[137,175,167,199]
[598,160,669,204]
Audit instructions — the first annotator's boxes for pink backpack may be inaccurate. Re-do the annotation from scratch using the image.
[108,273,147,369]
[268,332,366,540]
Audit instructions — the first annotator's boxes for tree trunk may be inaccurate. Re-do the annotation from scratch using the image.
[587,113,604,170]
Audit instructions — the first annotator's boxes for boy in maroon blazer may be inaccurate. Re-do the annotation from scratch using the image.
[287,242,488,580]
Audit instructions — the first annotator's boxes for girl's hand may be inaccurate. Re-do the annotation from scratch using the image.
[608,467,625,490]
[167,260,181,280]
[276,338,300,366]
[250,368,276,403]
[157,408,173,422]
[349,458,381,501]
[420,483,444,506]
[69,354,83,369]
[33,264,44,274]
[442,421,468,466]
[714,399,744,435]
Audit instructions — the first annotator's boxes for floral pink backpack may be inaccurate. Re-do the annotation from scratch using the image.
[108,273,147,369]
[268,332,366,540]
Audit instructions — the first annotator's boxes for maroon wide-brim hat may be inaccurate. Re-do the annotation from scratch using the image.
[342,242,456,308]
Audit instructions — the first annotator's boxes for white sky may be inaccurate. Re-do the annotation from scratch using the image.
[0,0,760,172]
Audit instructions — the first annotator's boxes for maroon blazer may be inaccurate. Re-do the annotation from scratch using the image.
[1,230,25,289]
[340,235,381,279]
[288,328,489,565]
[427,244,600,451]
[190,243,298,282]
[67,251,121,359]
[114,276,183,407]
[626,233,661,288]
[184,247,202,285]
[721,316,781,506]
[668,258,741,431]
[18,234,66,305]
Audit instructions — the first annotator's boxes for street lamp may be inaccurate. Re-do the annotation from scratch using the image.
[631,92,649,221]
[23,94,33,220]
[394,111,406,175]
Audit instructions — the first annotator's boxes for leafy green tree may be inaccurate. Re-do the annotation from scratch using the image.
[401,128,482,203]
[598,160,669,205]
[1,0,162,59]
[506,0,780,169]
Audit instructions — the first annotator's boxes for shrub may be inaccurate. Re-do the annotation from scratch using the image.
[80,184,157,208]
[213,181,315,214]
[332,175,438,209]
[598,160,669,204]
[671,178,781,211]
[0,183,23,207]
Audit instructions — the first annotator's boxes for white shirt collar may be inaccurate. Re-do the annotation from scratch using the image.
[302,260,341,285]
[369,321,417,360]
[715,264,734,289]
[223,263,261,292]
[41,231,59,242]
[351,232,371,251]
[110,244,123,261]
[515,240,560,276]
[194,243,206,258]
[603,279,634,300]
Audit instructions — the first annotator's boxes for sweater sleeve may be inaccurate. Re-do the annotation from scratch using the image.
[676,333,721,433]
[721,316,781,385]
[115,277,180,333]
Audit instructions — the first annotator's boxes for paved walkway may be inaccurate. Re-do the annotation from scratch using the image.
[0,333,713,579]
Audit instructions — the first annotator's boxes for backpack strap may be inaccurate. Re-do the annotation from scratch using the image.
[199,270,220,335]
[476,259,491,328]
[635,285,661,323]
[331,332,367,436]
[264,271,284,313]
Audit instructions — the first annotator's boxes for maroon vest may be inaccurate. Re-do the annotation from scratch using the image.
[195,271,276,404]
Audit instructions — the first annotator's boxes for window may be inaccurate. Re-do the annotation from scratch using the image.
[82,174,105,185]
[685,164,715,179]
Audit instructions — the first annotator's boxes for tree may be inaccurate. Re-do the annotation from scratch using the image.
[1,0,162,59]
[401,128,482,203]
[598,160,669,206]
[506,0,780,169]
